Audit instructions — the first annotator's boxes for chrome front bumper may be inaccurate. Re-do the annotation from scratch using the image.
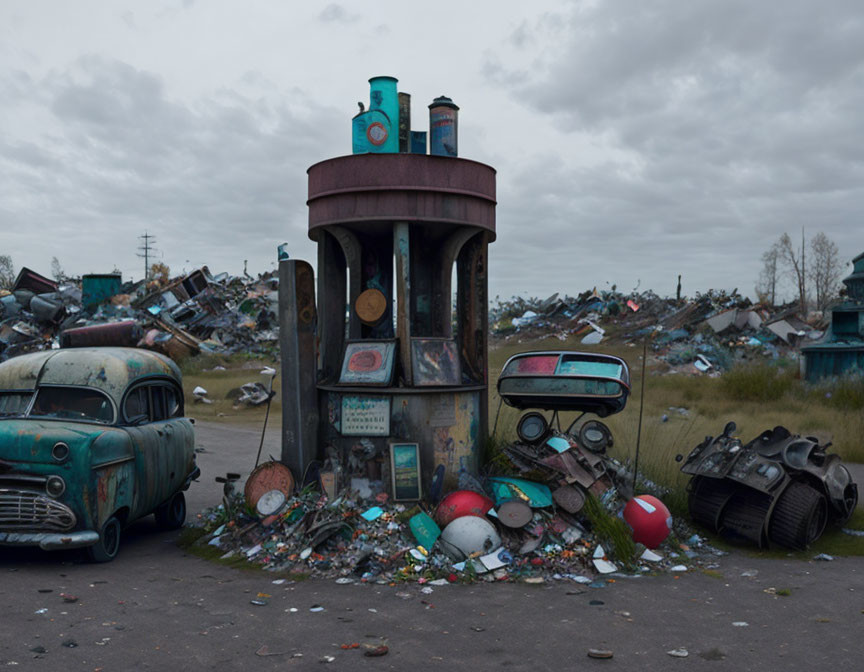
[0,530,99,550]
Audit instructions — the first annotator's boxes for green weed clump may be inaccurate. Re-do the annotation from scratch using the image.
[581,495,636,566]
[720,363,796,402]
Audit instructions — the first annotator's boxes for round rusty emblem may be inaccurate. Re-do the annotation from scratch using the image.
[244,461,295,509]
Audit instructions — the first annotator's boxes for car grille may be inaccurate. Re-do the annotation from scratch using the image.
[0,489,76,531]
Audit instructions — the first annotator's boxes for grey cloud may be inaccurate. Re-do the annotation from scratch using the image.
[0,55,342,277]
[319,4,359,24]
[484,0,864,298]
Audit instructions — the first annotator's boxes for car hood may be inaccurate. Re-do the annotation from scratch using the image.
[0,419,106,465]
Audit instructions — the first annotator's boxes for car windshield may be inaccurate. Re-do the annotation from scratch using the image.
[0,391,33,417]
[29,386,114,424]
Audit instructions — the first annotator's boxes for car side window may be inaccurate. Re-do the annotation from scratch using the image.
[124,387,149,424]
[124,382,184,424]
[151,386,174,422]
[164,386,183,418]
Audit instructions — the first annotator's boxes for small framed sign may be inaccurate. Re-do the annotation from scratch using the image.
[339,340,396,385]
[340,395,390,436]
[389,442,422,501]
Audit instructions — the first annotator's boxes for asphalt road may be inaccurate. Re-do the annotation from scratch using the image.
[1,421,862,671]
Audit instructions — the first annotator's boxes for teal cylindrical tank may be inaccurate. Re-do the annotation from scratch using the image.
[353,109,393,154]
[368,76,399,153]
[82,273,122,310]
[429,95,459,157]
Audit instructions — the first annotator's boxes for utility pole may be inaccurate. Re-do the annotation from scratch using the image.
[137,232,156,281]
[801,226,807,317]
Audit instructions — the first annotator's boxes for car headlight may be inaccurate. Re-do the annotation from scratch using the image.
[46,476,66,498]
[52,442,70,462]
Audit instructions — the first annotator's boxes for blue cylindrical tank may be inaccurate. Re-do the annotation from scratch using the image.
[429,95,459,157]
[367,76,399,153]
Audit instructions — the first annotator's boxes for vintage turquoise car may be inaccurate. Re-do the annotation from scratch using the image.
[0,347,199,561]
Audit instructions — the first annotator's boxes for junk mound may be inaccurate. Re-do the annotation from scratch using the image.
[196,350,723,583]
[197,470,716,584]
[679,421,858,549]
[0,265,279,363]
[491,288,824,375]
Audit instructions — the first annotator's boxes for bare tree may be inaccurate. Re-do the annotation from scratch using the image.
[50,256,66,283]
[809,232,843,313]
[0,255,14,290]
[778,231,807,316]
[755,242,781,305]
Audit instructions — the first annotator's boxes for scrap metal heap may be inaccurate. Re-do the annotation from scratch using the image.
[493,288,825,374]
[0,265,280,363]
[195,351,724,583]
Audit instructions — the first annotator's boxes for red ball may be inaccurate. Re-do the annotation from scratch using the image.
[436,490,495,527]
[622,495,672,549]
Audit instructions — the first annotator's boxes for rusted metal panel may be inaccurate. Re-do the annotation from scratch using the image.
[316,232,348,382]
[398,92,411,153]
[278,260,319,480]
[307,154,496,238]
[12,267,58,294]
[394,222,412,385]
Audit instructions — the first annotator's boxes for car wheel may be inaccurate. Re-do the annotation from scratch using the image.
[769,482,828,550]
[86,516,122,563]
[154,492,187,530]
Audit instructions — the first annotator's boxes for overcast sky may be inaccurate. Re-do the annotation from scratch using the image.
[2,0,862,302]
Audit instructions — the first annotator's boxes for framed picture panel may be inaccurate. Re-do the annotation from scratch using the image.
[411,338,461,386]
[389,442,422,501]
[339,340,396,385]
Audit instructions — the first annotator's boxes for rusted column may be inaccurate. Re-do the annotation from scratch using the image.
[394,222,412,385]
[457,233,489,447]
[278,260,319,479]
[437,228,480,337]
[327,226,363,340]
[316,232,346,383]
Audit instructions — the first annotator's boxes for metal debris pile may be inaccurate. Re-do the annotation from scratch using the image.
[194,466,723,585]
[492,289,825,374]
[0,265,279,363]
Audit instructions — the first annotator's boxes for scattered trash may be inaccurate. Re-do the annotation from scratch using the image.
[813,553,835,561]
[667,648,689,658]
[732,621,749,627]
[363,645,389,657]
[587,648,613,659]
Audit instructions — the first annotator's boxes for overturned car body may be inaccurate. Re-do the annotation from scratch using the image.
[679,422,858,549]
[495,351,633,511]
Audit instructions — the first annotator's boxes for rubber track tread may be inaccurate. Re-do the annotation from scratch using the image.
[769,482,827,550]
